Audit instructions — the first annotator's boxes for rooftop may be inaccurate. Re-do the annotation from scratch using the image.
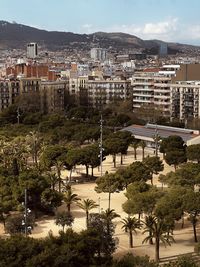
[122,123,199,142]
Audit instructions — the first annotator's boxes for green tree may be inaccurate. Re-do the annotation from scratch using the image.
[63,187,80,212]
[121,217,141,248]
[95,172,124,210]
[123,182,162,219]
[15,169,50,217]
[112,253,158,267]
[88,213,117,260]
[41,188,63,212]
[117,161,151,187]
[155,187,185,228]
[25,131,43,167]
[142,216,174,262]
[183,190,200,242]
[131,141,140,160]
[140,140,146,161]
[160,136,186,170]
[187,144,200,163]
[143,156,164,185]
[101,208,120,235]
[40,145,68,192]
[165,150,187,170]
[55,211,74,231]
[161,163,200,188]
[77,199,98,228]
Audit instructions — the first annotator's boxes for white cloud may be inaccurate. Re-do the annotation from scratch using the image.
[79,18,200,45]
[143,18,178,35]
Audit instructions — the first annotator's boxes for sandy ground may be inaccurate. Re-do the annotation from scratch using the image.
[1,147,197,260]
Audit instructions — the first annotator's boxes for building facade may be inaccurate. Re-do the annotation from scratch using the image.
[27,43,38,59]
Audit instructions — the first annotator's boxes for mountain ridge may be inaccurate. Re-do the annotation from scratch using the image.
[0,20,199,53]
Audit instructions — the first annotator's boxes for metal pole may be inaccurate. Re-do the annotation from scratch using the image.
[100,114,103,177]
[17,107,20,124]
[24,188,27,237]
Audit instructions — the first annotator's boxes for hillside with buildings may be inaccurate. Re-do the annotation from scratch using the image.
[0,20,200,54]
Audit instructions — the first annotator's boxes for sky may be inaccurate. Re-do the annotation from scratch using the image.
[2,0,200,45]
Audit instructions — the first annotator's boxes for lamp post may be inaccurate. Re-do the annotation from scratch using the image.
[99,114,104,177]
[22,188,32,237]
[24,188,28,237]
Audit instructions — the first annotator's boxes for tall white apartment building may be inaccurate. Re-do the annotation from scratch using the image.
[90,48,107,62]
[27,42,38,59]
[132,65,180,116]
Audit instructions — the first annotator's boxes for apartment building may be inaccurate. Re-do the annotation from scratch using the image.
[132,64,200,118]
[0,78,68,114]
[87,77,131,109]
[90,48,107,62]
[27,43,38,59]
[0,80,20,111]
[40,80,68,113]
[171,81,200,120]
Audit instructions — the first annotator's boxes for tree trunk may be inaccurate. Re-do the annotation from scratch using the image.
[181,216,184,229]
[69,169,72,181]
[113,155,116,168]
[86,211,89,228]
[193,222,198,242]
[67,204,70,212]
[129,230,133,248]
[151,175,153,185]
[149,230,153,244]
[91,167,94,177]
[57,167,61,193]
[142,148,145,161]
[134,148,137,160]
[108,191,111,210]
[121,153,123,165]
[86,165,89,177]
[155,238,160,262]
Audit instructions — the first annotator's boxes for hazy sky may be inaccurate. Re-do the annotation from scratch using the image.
[2,0,200,45]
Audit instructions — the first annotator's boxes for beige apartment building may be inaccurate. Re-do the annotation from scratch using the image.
[132,64,200,118]
[87,77,131,109]
[0,78,68,113]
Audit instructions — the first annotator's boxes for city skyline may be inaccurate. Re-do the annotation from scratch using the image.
[2,0,200,45]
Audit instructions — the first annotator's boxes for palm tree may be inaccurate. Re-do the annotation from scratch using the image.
[77,199,98,227]
[142,216,174,262]
[140,140,146,161]
[101,208,120,234]
[131,142,139,160]
[143,215,155,245]
[121,217,141,248]
[64,188,80,212]
[47,173,60,191]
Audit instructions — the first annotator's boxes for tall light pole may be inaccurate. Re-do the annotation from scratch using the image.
[99,114,104,177]
[17,107,20,125]
[24,188,28,237]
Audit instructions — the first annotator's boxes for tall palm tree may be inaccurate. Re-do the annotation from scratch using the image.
[121,217,141,248]
[143,215,155,245]
[64,188,80,212]
[142,215,174,262]
[131,142,139,160]
[140,140,146,161]
[101,208,120,234]
[77,199,98,227]
[47,173,60,191]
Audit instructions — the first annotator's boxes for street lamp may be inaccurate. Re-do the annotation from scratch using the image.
[22,188,32,237]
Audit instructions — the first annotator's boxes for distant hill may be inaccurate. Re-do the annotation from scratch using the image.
[0,20,199,54]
